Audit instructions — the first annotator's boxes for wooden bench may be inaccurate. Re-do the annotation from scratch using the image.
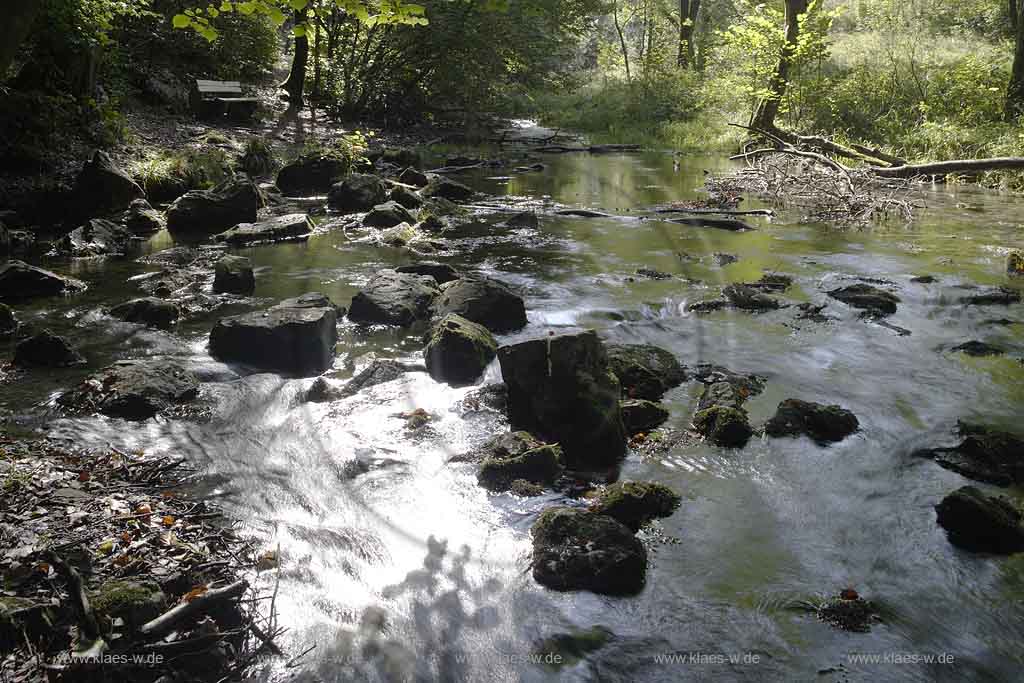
[189,80,259,120]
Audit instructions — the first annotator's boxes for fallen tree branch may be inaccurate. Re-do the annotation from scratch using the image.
[868,157,1024,178]
[666,217,756,231]
[650,207,774,217]
[140,580,249,638]
[44,551,105,652]
[535,144,642,154]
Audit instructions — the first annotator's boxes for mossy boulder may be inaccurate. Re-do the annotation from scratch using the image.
[123,199,165,234]
[530,507,647,595]
[421,177,475,202]
[478,443,564,492]
[693,405,753,448]
[91,580,166,632]
[348,271,440,326]
[605,343,686,400]
[390,185,424,210]
[764,399,859,445]
[424,313,497,387]
[1008,251,1024,277]
[620,399,670,435]
[13,330,85,367]
[510,479,546,497]
[935,486,1024,554]
[74,150,145,219]
[533,626,615,670]
[498,330,627,468]
[590,481,681,532]
[276,154,348,195]
[213,255,256,295]
[452,430,544,464]
[723,283,781,310]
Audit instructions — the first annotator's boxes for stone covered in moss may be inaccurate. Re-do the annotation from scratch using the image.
[935,486,1024,554]
[424,313,497,387]
[590,481,681,532]
[605,343,686,400]
[530,507,646,595]
[917,422,1024,486]
[509,479,546,497]
[1008,251,1023,277]
[498,330,627,467]
[90,579,166,631]
[620,399,670,435]
[693,405,753,448]
[478,443,564,492]
[0,597,59,650]
[764,399,859,445]
[533,625,615,670]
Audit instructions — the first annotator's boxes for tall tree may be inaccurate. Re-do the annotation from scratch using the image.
[751,0,808,130]
[1009,1,1024,120]
[677,0,701,68]
[0,1,43,81]
[281,8,309,112]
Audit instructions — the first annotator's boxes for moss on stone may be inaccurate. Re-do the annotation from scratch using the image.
[590,481,681,532]
[693,405,752,448]
[90,580,165,630]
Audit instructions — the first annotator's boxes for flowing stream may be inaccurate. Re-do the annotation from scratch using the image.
[3,140,1024,682]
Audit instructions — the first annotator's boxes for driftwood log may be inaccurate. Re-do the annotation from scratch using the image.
[140,579,249,638]
[535,144,643,154]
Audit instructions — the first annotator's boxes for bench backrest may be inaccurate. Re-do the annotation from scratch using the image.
[194,79,244,98]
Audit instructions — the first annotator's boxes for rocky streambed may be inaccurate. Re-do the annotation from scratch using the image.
[2,131,1024,681]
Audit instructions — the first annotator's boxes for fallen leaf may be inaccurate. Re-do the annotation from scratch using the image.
[77,471,90,482]
[162,515,175,527]
[182,586,208,603]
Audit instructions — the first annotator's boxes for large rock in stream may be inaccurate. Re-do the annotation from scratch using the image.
[13,330,85,368]
[64,218,138,257]
[58,360,200,420]
[421,177,475,202]
[935,486,1024,554]
[764,399,859,445]
[348,271,440,326]
[363,201,416,228]
[213,255,255,294]
[166,179,260,235]
[690,366,766,448]
[530,507,647,595]
[432,276,527,333]
[122,199,165,235]
[327,174,387,213]
[590,481,682,532]
[605,343,686,400]
[478,440,564,492]
[498,330,627,467]
[915,422,1024,486]
[276,154,349,195]
[0,260,86,301]
[827,284,900,316]
[210,293,338,376]
[109,297,181,329]
[215,213,313,245]
[73,150,145,219]
[424,314,497,387]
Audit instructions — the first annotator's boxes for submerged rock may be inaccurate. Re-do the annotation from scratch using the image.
[723,283,781,310]
[74,150,144,218]
[530,507,647,595]
[215,213,312,245]
[590,481,681,532]
[951,340,1004,357]
[0,260,86,301]
[935,486,1024,554]
[533,626,615,670]
[213,255,255,295]
[276,154,348,195]
[506,212,540,229]
[395,262,460,284]
[210,293,338,376]
[328,173,387,213]
[498,330,627,467]
[421,177,475,202]
[166,179,260,235]
[364,200,416,228]
[509,479,546,497]
[348,271,440,326]
[605,343,686,400]
[59,359,200,420]
[453,430,544,465]
[916,422,1024,486]
[620,399,669,435]
[960,286,1021,306]
[339,359,424,398]
[424,314,497,387]
[109,297,181,329]
[827,283,900,316]
[13,330,85,367]
[432,276,527,333]
[817,591,877,633]
[122,199,165,234]
[744,273,793,292]
[764,399,859,445]
[478,442,564,492]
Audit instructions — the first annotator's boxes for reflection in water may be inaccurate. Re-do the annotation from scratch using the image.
[4,148,1024,681]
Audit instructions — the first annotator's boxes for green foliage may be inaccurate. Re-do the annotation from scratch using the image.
[239,137,278,175]
[133,147,233,201]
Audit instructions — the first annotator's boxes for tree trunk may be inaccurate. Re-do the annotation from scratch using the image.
[1012,0,1019,31]
[678,0,701,68]
[1007,2,1024,120]
[0,1,42,81]
[751,0,808,130]
[280,9,309,112]
[613,3,631,83]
